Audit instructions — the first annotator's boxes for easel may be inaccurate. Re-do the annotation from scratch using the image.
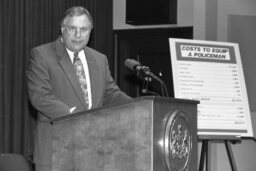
[198,135,242,171]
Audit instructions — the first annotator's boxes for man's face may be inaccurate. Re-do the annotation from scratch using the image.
[61,14,92,52]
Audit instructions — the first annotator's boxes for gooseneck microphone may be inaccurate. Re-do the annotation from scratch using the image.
[124,58,146,71]
[124,58,139,70]
[124,58,169,97]
[124,59,162,83]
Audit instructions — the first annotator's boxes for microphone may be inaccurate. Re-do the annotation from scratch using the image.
[124,58,163,83]
[124,58,169,97]
[124,58,148,72]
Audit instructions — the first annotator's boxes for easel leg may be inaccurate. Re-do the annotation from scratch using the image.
[199,140,208,171]
[225,140,238,171]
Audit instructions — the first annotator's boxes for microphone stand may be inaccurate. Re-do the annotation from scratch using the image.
[139,67,169,97]
[142,76,161,96]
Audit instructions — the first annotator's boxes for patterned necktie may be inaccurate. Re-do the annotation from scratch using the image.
[73,52,89,109]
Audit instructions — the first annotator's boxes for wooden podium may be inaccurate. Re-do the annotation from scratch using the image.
[51,96,198,171]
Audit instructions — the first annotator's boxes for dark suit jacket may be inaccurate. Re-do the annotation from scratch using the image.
[27,37,131,168]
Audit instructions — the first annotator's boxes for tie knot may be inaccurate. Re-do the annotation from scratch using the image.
[73,52,79,64]
[74,52,79,57]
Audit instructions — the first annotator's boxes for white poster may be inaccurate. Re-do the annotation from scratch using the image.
[169,38,253,137]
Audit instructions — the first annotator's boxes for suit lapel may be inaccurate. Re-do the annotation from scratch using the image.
[54,38,87,109]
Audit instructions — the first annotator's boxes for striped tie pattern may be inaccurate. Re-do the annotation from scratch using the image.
[73,52,89,109]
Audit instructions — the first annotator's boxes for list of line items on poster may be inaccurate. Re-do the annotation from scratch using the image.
[169,39,253,137]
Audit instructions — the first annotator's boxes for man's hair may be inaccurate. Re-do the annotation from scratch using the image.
[61,6,93,28]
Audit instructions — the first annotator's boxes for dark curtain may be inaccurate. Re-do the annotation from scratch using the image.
[0,0,113,157]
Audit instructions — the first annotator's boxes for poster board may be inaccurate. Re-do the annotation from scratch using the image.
[169,38,253,137]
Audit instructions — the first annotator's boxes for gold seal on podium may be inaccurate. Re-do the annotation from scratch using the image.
[164,110,192,171]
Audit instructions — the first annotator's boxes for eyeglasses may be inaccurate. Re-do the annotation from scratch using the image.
[64,25,92,34]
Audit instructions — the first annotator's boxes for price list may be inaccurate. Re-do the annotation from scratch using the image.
[177,62,247,134]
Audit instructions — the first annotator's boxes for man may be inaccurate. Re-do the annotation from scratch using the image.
[27,6,131,170]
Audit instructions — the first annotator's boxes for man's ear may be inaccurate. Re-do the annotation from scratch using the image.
[61,27,64,34]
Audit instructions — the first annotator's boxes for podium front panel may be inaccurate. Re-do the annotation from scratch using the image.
[52,97,198,171]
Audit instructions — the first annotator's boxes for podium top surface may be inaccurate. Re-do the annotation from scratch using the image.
[51,96,199,124]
